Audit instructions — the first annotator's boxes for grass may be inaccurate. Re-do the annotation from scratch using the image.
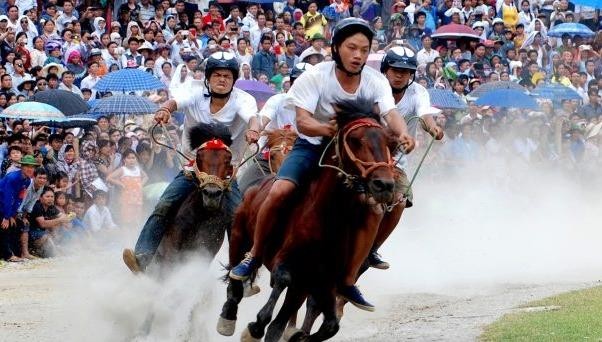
[480,286,602,341]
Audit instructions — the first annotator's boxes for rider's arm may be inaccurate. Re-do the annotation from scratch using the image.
[420,114,444,140]
[383,108,409,137]
[155,99,178,123]
[296,107,336,137]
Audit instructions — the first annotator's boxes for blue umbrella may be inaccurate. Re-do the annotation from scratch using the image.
[468,81,524,98]
[94,68,166,92]
[0,102,65,120]
[88,94,159,116]
[532,83,582,101]
[568,0,601,9]
[33,114,98,128]
[428,88,467,109]
[475,88,538,110]
[548,23,595,38]
[31,89,89,116]
[235,80,275,103]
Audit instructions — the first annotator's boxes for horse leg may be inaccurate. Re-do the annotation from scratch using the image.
[307,289,339,341]
[217,279,244,336]
[300,295,322,334]
[243,264,291,340]
[265,286,306,342]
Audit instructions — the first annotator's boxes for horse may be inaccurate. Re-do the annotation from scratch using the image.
[237,126,298,194]
[217,99,398,342]
[155,122,234,265]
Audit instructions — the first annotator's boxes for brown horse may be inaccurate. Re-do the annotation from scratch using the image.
[217,99,398,341]
[237,126,297,194]
[156,122,234,264]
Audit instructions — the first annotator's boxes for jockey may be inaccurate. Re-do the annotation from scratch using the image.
[122,52,261,273]
[238,62,315,193]
[229,17,416,311]
[369,46,444,270]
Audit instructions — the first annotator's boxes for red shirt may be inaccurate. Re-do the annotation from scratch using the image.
[202,14,224,32]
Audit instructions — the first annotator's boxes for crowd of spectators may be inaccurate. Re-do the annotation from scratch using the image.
[0,0,600,262]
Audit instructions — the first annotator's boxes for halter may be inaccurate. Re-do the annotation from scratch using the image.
[319,118,393,189]
[192,138,233,191]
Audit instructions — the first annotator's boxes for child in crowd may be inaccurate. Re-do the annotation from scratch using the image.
[83,190,118,232]
[107,149,148,228]
[1,146,22,177]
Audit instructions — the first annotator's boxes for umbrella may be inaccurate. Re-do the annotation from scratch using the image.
[32,114,98,128]
[94,68,166,92]
[235,80,275,103]
[427,88,467,109]
[0,102,65,120]
[432,23,481,40]
[568,0,601,9]
[547,23,595,38]
[31,89,89,116]
[475,88,539,110]
[88,94,159,116]
[532,83,582,101]
[468,81,524,98]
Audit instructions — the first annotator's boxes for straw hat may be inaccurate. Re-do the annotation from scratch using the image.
[41,62,65,78]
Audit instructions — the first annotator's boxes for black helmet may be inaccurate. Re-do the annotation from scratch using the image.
[331,17,375,47]
[331,18,375,76]
[290,62,314,82]
[380,46,418,73]
[205,51,240,80]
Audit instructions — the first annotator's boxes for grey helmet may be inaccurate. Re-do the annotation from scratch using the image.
[331,17,375,76]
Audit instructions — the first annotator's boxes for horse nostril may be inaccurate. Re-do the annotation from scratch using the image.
[370,179,394,193]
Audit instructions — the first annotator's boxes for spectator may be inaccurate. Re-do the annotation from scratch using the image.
[83,190,118,232]
[252,34,277,79]
[28,187,71,257]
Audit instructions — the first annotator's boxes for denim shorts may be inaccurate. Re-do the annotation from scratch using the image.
[276,138,324,186]
[29,228,47,241]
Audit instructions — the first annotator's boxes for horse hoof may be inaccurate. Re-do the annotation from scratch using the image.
[216,317,236,336]
[240,327,261,342]
[243,283,261,298]
[283,327,306,341]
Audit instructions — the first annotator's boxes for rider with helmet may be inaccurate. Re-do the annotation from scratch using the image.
[229,18,416,311]
[369,45,444,270]
[238,62,315,193]
[122,52,261,273]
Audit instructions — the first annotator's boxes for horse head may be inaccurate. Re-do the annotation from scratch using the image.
[264,125,297,173]
[189,123,234,211]
[334,99,397,204]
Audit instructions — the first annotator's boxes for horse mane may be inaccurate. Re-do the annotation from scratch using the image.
[188,122,233,150]
[333,97,382,129]
[265,128,297,148]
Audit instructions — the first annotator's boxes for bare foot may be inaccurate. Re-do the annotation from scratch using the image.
[21,254,38,260]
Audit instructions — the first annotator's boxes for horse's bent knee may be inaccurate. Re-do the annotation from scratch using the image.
[267,181,295,204]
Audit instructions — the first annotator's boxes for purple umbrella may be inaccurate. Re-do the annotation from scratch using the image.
[235,80,275,103]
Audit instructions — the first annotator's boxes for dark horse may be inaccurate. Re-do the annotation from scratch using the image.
[155,122,234,264]
[217,99,398,341]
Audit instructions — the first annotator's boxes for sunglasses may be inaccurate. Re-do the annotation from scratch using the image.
[37,82,47,86]
[15,64,23,67]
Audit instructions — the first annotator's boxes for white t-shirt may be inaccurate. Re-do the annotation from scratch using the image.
[393,82,440,171]
[173,83,258,160]
[285,61,396,145]
[258,93,296,148]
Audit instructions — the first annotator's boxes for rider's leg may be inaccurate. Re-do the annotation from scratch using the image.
[223,180,242,240]
[370,169,412,269]
[229,139,320,281]
[124,171,196,272]
[339,205,384,311]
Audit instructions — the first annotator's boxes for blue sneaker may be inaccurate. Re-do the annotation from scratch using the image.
[229,253,258,281]
[368,250,390,270]
[339,285,375,312]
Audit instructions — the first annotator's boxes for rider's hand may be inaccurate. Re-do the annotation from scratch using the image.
[154,108,171,124]
[325,119,338,137]
[245,130,260,144]
[429,125,444,140]
[399,133,415,153]
[1,219,8,230]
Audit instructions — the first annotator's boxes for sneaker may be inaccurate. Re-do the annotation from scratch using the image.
[122,249,142,274]
[368,250,390,270]
[229,253,258,281]
[339,285,375,312]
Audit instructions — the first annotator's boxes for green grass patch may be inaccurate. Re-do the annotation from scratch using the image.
[480,286,602,341]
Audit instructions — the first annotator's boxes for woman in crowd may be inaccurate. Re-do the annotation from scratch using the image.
[107,149,148,227]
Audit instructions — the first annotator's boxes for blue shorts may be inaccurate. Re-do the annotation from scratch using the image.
[29,228,47,241]
[276,138,324,186]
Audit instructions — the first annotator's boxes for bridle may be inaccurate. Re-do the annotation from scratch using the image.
[192,138,233,192]
[319,118,394,186]
[265,141,293,174]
